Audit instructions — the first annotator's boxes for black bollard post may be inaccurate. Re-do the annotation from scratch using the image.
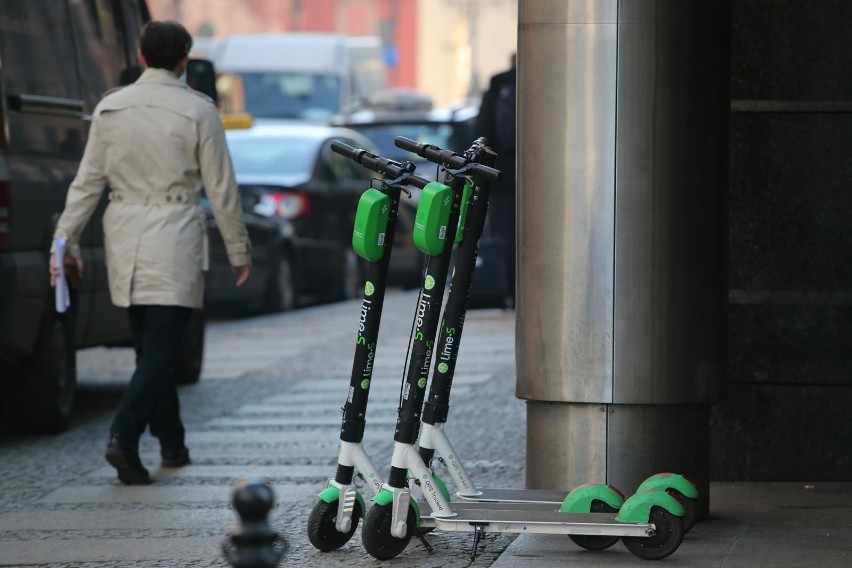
[222,477,285,568]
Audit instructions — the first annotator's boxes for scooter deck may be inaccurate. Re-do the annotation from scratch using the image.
[418,499,558,528]
[457,487,568,504]
[420,499,557,515]
[430,508,652,537]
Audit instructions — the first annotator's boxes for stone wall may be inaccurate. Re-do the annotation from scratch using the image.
[711,0,852,480]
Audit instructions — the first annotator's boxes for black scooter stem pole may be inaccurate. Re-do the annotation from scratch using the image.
[330,141,431,486]
[386,139,501,490]
[393,169,465,446]
[421,141,499,430]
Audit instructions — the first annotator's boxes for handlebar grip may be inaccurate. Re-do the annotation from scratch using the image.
[330,140,431,190]
[395,136,502,182]
[394,136,423,154]
[330,140,362,161]
[394,136,468,170]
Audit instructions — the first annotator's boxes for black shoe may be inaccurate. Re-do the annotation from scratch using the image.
[105,435,150,485]
[161,446,191,468]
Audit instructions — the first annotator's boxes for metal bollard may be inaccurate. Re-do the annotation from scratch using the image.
[222,477,285,568]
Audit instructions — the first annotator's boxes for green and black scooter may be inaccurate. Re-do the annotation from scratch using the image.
[359,137,691,562]
[398,137,700,542]
[307,142,439,552]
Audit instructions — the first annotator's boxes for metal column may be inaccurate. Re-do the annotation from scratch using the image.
[516,0,727,517]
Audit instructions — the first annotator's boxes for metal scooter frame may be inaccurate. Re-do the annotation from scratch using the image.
[307,142,434,552]
[360,138,688,562]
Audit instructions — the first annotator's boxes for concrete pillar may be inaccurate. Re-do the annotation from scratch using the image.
[516,0,727,517]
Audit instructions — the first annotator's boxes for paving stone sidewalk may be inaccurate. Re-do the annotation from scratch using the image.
[0,291,524,567]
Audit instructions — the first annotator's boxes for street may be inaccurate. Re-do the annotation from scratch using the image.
[0,290,523,567]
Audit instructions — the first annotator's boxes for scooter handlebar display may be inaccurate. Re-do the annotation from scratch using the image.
[393,136,502,182]
[329,140,430,189]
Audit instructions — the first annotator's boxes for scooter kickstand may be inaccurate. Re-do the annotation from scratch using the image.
[470,523,486,561]
[414,528,434,553]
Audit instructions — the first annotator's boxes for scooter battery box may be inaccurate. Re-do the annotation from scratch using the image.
[413,181,453,256]
[352,188,391,262]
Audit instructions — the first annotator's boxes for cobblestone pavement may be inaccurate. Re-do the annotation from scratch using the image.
[0,291,525,567]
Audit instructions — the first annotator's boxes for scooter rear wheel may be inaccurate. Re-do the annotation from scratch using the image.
[307,498,361,552]
[668,488,697,533]
[568,501,620,551]
[622,506,684,560]
[361,502,417,560]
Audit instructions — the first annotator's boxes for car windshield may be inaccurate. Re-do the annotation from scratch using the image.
[226,135,317,177]
[218,71,341,121]
[349,123,464,162]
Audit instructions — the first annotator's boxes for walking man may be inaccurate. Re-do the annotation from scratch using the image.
[49,21,251,484]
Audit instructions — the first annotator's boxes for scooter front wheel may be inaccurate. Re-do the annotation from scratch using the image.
[621,506,684,560]
[361,502,417,560]
[307,498,362,552]
[568,501,620,551]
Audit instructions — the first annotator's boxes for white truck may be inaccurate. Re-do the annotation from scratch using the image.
[212,33,388,122]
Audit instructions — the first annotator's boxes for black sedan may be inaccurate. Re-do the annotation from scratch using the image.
[203,122,423,313]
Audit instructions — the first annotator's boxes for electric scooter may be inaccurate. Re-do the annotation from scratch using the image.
[397,136,640,553]
[359,138,689,562]
[399,136,700,536]
[307,142,438,551]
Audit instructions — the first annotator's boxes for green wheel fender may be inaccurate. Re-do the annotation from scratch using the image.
[615,489,685,523]
[318,484,366,515]
[637,472,699,499]
[373,488,421,529]
[560,483,625,513]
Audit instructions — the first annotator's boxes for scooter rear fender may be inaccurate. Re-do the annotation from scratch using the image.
[615,489,685,523]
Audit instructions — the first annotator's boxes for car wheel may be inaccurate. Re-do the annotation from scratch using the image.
[2,306,76,434]
[266,253,296,312]
[174,309,205,386]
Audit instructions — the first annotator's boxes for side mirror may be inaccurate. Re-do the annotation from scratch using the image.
[186,58,219,105]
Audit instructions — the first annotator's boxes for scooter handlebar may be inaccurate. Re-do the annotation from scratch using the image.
[394,136,502,182]
[329,140,431,189]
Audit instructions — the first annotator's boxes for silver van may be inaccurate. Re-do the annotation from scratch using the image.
[0,0,204,434]
[213,33,388,122]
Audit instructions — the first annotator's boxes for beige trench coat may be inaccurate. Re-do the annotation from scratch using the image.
[54,68,251,309]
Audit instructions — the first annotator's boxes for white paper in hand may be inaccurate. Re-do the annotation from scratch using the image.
[54,237,70,313]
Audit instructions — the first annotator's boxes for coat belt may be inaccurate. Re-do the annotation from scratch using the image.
[108,191,200,205]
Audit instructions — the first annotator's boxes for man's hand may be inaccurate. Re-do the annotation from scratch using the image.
[50,252,84,288]
[232,264,251,287]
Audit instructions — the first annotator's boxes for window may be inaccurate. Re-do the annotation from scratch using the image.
[68,0,131,111]
[218,72,341,120]
[0,0,81,100]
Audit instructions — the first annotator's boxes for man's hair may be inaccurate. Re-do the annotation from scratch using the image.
[139,21,192,70]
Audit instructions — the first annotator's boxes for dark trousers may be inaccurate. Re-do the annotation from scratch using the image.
[111,305,192,450]
[488,157,516,302]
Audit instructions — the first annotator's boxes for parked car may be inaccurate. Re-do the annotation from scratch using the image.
[0,0,209,434]
[202,122,423,313]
